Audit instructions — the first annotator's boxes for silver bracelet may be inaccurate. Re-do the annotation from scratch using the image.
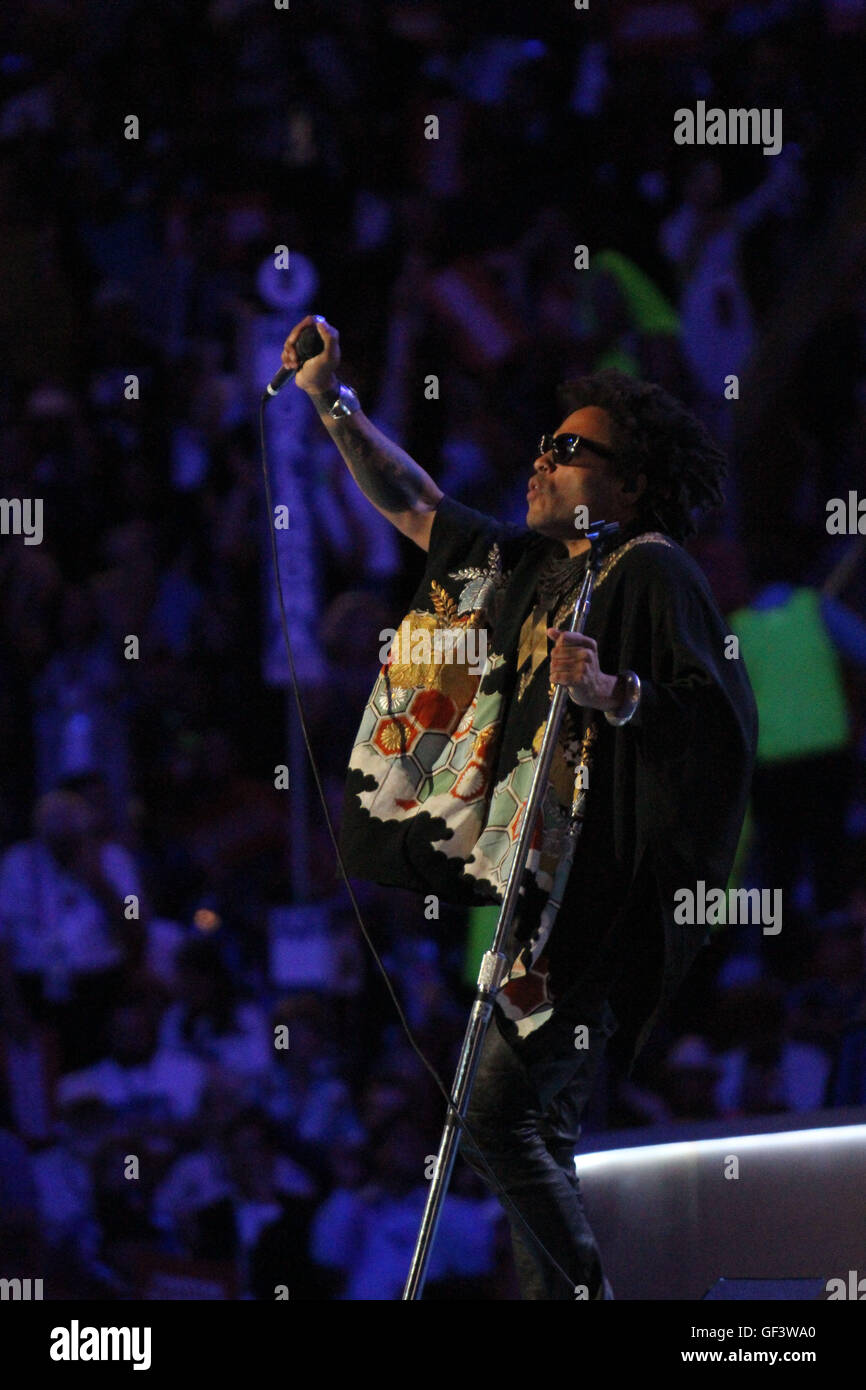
[326,382,361,419]
[603,670,641,726]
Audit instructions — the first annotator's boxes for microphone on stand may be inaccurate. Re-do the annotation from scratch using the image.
[263,323,326,398]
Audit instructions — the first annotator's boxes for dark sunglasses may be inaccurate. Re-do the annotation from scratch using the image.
[538,432,616,464]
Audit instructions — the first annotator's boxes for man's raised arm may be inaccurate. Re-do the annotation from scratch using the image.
[282,315,443,552]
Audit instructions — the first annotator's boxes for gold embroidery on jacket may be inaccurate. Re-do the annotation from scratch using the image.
[550,532,673,629]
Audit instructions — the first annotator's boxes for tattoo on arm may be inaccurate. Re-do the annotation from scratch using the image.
[311,393,440,514]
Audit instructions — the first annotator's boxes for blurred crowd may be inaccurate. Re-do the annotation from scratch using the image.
[2,0,866,1299]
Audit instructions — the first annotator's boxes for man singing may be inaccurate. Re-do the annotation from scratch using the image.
[281,314,757,1301]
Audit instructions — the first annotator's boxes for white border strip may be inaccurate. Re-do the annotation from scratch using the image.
[577,1123,866,1173]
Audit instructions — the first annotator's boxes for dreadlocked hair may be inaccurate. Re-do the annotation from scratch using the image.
[556,369,728,543]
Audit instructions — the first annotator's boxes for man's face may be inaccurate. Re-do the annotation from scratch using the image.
[526,406,642,552]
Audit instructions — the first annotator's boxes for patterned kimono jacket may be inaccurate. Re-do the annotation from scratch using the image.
[339,497,757,1068]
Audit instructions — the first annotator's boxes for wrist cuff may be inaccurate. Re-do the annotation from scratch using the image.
[603,671,641,726]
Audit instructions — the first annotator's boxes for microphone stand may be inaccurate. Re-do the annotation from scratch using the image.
[402,520,621,1300]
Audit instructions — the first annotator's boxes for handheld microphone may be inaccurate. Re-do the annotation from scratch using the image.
[264,323,326,398]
